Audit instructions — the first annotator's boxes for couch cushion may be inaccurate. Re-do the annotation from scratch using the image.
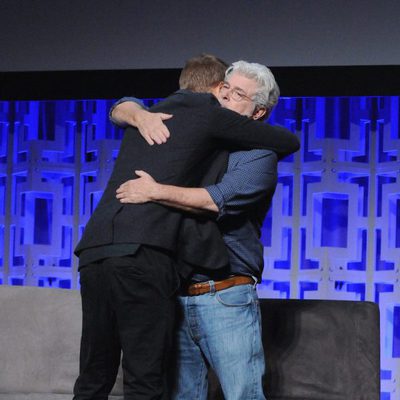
[0,285,123,396]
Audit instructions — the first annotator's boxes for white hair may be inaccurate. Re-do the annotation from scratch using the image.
[225,60,280,112]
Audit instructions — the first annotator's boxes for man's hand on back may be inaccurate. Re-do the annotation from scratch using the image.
[116,170,159,203]
[135,109,172,145]
[112,101,173,145]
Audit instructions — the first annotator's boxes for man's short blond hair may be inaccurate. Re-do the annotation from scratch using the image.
[179,54,228,93]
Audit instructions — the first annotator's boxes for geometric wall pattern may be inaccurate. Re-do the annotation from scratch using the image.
[0,96,399,399]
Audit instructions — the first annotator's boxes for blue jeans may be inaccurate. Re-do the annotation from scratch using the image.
[171,283,266,400]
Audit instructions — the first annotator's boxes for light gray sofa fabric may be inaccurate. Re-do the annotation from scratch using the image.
[0,285,123,399]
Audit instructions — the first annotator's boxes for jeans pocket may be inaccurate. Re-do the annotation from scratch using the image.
[216,284,253,307]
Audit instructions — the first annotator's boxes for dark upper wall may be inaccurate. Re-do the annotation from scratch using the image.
[1,0,400,72]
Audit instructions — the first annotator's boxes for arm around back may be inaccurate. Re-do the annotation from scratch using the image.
[211,106,300,160]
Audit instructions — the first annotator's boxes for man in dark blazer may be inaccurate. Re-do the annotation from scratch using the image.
[73,55,299,400]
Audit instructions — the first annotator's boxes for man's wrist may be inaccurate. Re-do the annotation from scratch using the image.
[110,100,146,128]
[146,182,163,202]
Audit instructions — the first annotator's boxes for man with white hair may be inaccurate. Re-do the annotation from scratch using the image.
[113,59,287,399]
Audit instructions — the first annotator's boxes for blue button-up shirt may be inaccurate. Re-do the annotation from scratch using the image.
[192,149,277,282]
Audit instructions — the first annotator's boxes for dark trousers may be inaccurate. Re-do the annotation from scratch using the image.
[73,246,179,400]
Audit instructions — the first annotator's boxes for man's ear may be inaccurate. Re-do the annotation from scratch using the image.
[252,106,267,121]
[210,81,224,97]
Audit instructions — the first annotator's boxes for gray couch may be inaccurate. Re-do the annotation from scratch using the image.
[0,285,122,400]
[0,285,380,400]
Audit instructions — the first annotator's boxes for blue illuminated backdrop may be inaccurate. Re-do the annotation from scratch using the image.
[0,96,399,398]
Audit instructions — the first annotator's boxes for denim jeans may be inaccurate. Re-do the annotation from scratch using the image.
[171,283,266,400]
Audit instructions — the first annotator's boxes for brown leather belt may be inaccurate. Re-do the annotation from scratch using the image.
[185,275,254,296]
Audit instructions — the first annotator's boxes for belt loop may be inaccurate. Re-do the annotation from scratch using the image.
[252,276,258,289]
[209,280,216,295]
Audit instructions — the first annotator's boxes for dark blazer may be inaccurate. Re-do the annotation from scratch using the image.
[75,90,299,270]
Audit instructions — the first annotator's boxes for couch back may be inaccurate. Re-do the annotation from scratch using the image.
[0,285,380,400]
